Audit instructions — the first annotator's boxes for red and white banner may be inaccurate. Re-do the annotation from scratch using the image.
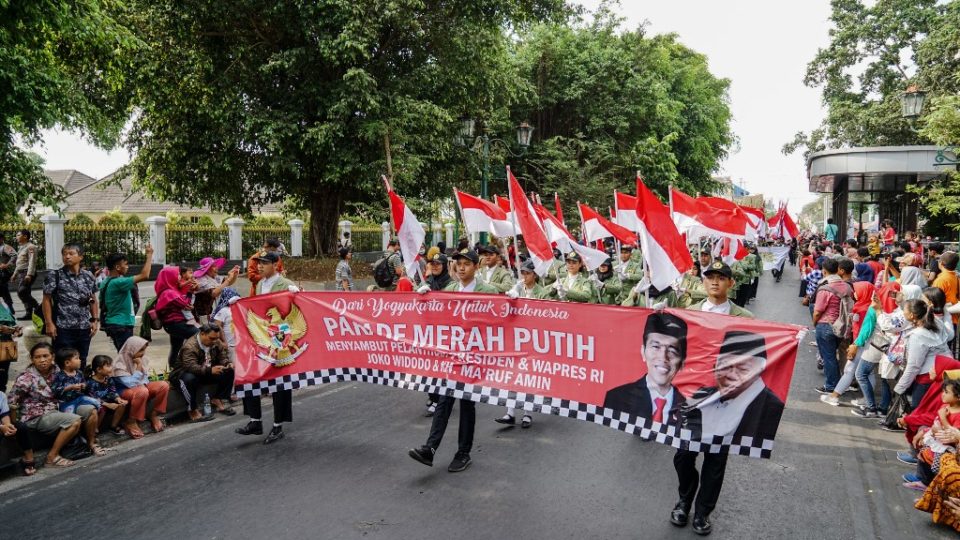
[635,177,693,290]
[387,187,426,279]
[233,291,802,458]
[454,189,516,238]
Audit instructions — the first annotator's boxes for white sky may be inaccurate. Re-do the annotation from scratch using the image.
[31,0,831,215]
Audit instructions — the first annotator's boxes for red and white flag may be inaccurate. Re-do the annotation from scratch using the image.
[635,176,693,290]
[739,205,767,238]
[454,189,516,238]
[670,188,749,240]
[554,192,565,227]
[385,177,425,279]
[507,168,554,276]
[715,237,749,265]
[578,202,638,246]
[567,241,612,271]
[695,196,757,241]
[533,203,576,250]
[613,191,640,231]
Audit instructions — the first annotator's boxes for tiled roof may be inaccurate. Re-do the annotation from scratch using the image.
[63,169,282,214]
[44,170,99,194]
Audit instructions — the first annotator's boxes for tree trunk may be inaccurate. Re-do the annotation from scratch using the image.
[309,185,343,256]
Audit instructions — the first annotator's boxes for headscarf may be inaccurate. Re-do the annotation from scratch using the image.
[596,258,613,282]
[852,281,875,337]
[854,262,874,284]
[901,284,923,302]
[112,335,150,379]
[212,287,241,317]
[877,281,901,313]
[899,266,926,289]
[903,355,960,444]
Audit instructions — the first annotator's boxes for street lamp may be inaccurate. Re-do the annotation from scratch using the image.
[457,119,534,242]
[900,85,926,120]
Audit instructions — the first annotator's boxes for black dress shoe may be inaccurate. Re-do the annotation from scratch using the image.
[692,515,712,536]
[669,501,690,527]
[408,446,434,467]
[448,452,471,472]
[263,425,284,444]
[235,421,263,435]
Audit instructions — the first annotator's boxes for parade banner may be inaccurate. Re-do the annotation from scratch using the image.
[758,246,791,270]
[232,292,802,458]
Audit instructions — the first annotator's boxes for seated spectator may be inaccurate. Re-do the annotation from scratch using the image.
[86,355,128,435]
[52,348,101,414]
[902,356,960,450]
[9,343,96,467]
[905,379,960,490]
[0,390,35,475]
[917,429,960,532]
[0,301,22,391]
[112,336,169,438]
[169,323,235,422]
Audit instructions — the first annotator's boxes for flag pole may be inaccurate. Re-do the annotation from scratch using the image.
[506,167,524,282]
[636,172,650,308]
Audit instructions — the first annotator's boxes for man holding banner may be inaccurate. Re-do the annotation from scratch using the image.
[409,250,497,472]
[672,260,752,536]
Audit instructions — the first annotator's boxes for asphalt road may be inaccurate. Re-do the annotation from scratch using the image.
[0,271,953,540]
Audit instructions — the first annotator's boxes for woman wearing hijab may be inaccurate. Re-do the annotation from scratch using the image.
[593,258,623,305]
[155,266,200,367]
[851,282,900,418]
[877,284,922,421]
[854,260,875,285]
[898,253,928,288]
[212,287,241,363]
[821,281,877,406]
[112,336,170,437]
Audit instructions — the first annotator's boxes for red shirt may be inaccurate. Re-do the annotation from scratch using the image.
[814,279,851,324]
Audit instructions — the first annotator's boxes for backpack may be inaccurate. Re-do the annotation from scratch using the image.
[373,255,395,288]
[816,281,854,340]
[142,295,163,330]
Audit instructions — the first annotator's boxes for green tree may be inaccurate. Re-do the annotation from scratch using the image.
[70,214,95,226]
[118,0,567,254]
[511,11,733,209]
[0,1,136,220]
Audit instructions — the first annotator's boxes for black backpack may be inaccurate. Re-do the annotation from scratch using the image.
[373,255,395,288]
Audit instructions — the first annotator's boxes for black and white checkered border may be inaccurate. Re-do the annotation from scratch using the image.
[237,368,776,458]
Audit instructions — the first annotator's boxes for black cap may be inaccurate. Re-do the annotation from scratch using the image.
[643,313,688,360]
[428,253,448,265]
[620,245,633,252]
[478,245,500,255]
[451,250,479,264]
[564,252,581,262]
[254,251,280,264]
[718,331,767,362]
[702,261,732,278]
[600,257,613,267]
[520,259,536,273]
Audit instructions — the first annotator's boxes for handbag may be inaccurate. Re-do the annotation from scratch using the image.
[880,392,911,430]
[0,339,16,362]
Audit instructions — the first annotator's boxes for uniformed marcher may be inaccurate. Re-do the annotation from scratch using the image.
[616,246,645,290]
[547,252,597,303]
[593,258,623,304]
[409,251,498,472]
[729,258,750,307]
[235,251,297,444]
[477,245,515,293]
[620,270,679,309]
[420,252,452,416]
[671,260,752,535]
[541,248,566,286]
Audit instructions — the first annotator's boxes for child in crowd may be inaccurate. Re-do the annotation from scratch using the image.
[867,234,881,257]
[904,379,960,490]
[52,348,101,414]
[86,355,128,435]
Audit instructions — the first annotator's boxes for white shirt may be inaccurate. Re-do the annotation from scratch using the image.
[196,335,212,368]
[259,273,281,295]
[645,377,674,419]
[522,286,538,299]
[563,274,578,289]
[697,379,766,438]
[701,298,732,315]
[481,267,496,282]
[455,279,477,292]
[213,308,236,348]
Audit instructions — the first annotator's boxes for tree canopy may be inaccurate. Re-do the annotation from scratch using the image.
[0,1,135,220]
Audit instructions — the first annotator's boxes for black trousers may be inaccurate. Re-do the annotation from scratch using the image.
[426,395,475,454]
[674,449,728,518]
[176,369,234,411]
[242,389,293,424]
[3,420,32,452]
[0,271,13,312]
[0,359,10,392]
[14,271,38,314]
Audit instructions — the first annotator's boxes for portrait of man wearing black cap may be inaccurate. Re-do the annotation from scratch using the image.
[602,313,687,424]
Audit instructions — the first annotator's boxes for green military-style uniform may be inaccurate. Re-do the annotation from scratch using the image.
[595,274,623,305]
[478,264,515,293]
[541,258,566,286]
[620,286,678,308]
[443,280,500,294]
[676,273,708,308]
[616,250,645,290]
[687,298,753,318]
[547,272,597,303]
[258,274,297,295]
[519,283,550,300]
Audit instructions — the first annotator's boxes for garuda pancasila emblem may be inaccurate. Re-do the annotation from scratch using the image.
[245,305,309,367]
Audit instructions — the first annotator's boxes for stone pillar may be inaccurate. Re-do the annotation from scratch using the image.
[288,219,304,257]
[444,222,454,249]
[224,217,245,261]
[40,214,68,270]
[432,223,442,246]
[338,220,352,249]
[381,222,391,251]
[145,216,169,266]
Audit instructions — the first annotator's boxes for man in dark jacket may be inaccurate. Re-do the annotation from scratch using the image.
[602,312,687,426]
[170,323,235,422]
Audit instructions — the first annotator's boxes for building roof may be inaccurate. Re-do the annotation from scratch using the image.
[806,145,955,193]
[58,169,282,215]
[44,170,99,195]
